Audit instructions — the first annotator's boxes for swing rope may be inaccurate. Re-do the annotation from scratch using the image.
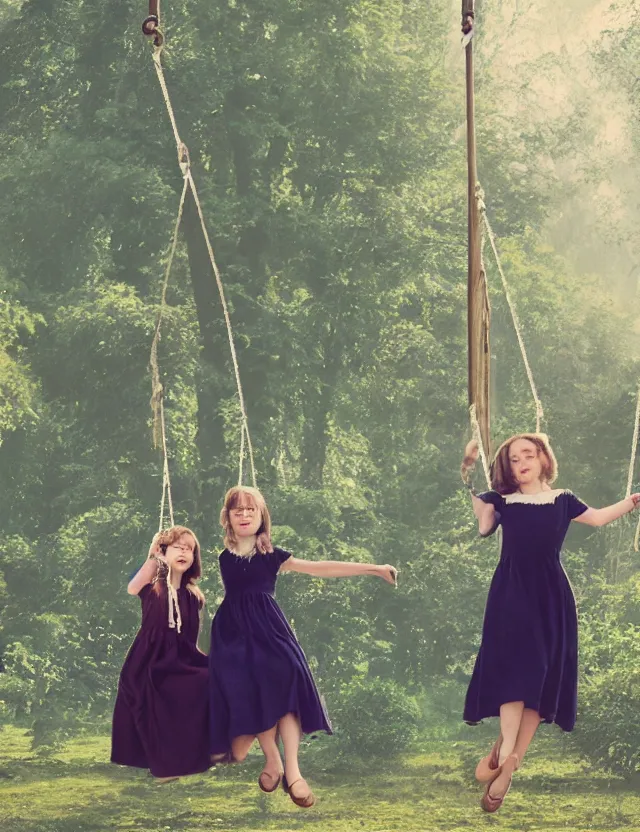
[481,204,544,434]
[157,394,182,632]
[626,382,640,552]
[462,1,543,488]
[146,30,257,493]
[625,382,639,499]
[184,159,257,489]
[463,3,634,558]
[470,403,492,490]
[150,175,189,451]
[158,398,175,531]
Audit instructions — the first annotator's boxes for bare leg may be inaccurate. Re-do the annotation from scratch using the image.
[486,706,539,802]
[477,707,541,782]
[230,733,256,762]
[498,701,525,763]
[278,712,314,804]
[513,708,541,763]
[257,724,283,789]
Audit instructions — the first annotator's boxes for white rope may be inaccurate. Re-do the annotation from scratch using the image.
[481,208,544,434]
[626,382,640,553]
[150,173,189,445]
[156,395,182,632]
[152,175,189,353]
[467,187,492,473]
[166,570,182,633]
[158,398,175,530]
[152,46,182,153]
[238,420,245,487]
[186,167,257,488]
[151,44,257,488]
[151,180,184,533]
[159,468,168,531]
[625,382,640,499]
[470,403,492,490]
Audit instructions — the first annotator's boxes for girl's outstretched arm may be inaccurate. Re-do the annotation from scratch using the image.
[127,535,167,595]
[574,493,640,527]
[280,558,397,585]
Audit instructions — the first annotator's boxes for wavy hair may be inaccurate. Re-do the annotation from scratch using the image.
[491,433,558,495]
[151,525,205,607]
[219,486,271,552]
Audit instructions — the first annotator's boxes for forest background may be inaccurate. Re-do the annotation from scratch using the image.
[1,0,640,830]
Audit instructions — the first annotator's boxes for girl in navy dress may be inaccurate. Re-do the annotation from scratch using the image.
[208,485,398,808]
[111,526,210,782]
[461,433,640,812]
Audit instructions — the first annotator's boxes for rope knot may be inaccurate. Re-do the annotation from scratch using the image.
[178,142,190,177]
[142,16,164,48]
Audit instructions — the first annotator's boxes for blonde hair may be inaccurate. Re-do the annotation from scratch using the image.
[220,486,271,552]
[491,433,558,495]
[151,525,205,608]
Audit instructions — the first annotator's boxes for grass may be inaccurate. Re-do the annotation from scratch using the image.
[1,724,639,832]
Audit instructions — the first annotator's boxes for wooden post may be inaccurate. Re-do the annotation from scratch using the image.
[462,0,491,457]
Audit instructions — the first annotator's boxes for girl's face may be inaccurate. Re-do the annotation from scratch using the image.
[508,438,544,486]
[229,493,263,540]
[164,532,196,574]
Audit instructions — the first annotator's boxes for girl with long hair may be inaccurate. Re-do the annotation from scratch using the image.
[209,485,397,808]
[461,434,640,812]
[111,526,210,782]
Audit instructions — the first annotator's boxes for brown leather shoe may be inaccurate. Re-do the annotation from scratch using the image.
[480,753,519,813]
[282,774,316,808]
[475,733,503,782]
[258,769,283,793]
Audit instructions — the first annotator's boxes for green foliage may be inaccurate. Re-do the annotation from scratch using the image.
[3,725,640,832]
[573,574,640,776]
[329,675,422,758]
[0,0,639,777]
[0,295,41,437]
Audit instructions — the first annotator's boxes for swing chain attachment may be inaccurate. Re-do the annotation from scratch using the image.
[142,0,163,48]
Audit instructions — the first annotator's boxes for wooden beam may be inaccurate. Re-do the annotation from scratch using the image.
[462,0,491,457]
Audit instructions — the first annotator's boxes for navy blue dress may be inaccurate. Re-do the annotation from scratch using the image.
[111,584,211,777]
[464,489,588,732]
[209,547,332,755]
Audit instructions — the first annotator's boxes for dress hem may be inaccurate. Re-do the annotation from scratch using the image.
[463,705,574,733]
[110,757,213,778]
[210,710,333,754]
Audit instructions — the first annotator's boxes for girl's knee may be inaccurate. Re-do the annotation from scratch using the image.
[231,736,255,762]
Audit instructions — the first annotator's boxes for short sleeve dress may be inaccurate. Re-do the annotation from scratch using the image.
[463,489,588,732]
[209,547,332,755]
[111,582,211,778]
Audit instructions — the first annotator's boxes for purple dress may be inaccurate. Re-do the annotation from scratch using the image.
[209,547,332,754]
[111,583,211,777]
[464,489,588,732]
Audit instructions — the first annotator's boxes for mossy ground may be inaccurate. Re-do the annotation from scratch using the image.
[1,725,639,832]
